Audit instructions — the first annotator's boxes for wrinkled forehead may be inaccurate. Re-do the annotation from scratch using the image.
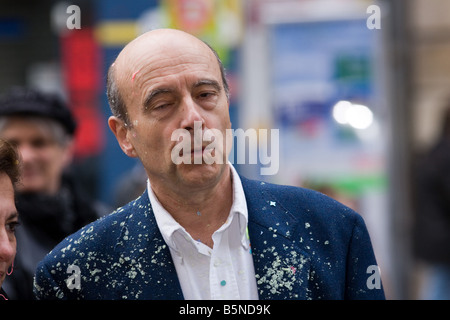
[114,30,219,87]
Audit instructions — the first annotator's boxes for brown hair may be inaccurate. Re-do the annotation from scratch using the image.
[0,139,20,185]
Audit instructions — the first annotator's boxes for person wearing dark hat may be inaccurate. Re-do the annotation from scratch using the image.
[0,87,100,299]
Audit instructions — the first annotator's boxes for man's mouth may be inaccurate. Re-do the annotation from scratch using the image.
[190,145,207,154]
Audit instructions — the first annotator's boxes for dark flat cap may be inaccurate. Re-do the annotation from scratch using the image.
[0,87,76,135]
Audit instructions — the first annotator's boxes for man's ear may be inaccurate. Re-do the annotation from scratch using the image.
[108,116,138,158]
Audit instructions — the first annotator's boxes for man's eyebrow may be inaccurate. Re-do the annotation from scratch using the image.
[193,79,222,91]
[143,88,174,109]
[142,79,222,109]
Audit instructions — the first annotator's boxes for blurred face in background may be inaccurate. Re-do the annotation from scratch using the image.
[0,172,18,288]
[0,116,73,194]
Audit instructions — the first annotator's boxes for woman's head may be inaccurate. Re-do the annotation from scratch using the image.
[0,139,20,288]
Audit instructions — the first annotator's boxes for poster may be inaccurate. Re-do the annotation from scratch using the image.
[269,20,387,208]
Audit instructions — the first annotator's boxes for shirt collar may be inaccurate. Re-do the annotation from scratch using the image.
[228,163,250,249]
[147,179,182,251]
[147,163,249,252]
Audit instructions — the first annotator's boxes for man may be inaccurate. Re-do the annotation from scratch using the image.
[0,139,20,300]
[34,29,384,300]
[0,88,100,299]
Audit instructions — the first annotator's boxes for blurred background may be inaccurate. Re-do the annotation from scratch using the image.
[1,0,449,300]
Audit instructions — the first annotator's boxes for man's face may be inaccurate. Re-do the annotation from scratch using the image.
[111,31,231,191]
[0,117,71,194]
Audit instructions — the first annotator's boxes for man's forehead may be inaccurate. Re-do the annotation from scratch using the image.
[114,30,220,91]
[116,29,214,71]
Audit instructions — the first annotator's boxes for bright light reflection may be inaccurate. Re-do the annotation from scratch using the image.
[332,101,374,130]
[332,100,352,125]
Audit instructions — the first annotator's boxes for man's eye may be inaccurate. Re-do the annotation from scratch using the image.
[154,104,171,110]
[199,92,215,99]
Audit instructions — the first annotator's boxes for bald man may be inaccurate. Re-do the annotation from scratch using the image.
[34,29,385,300]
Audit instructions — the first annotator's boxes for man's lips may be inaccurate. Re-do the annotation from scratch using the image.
[191,146,206,153]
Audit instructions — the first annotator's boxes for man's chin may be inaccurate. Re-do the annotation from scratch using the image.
[176,162,227,187]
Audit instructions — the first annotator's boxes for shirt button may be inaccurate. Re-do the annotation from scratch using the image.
[220,280,227,286]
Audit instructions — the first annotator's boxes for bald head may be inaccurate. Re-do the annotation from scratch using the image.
[106,29,229,125]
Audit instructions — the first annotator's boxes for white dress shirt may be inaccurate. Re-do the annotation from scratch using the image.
[147,164,259,300]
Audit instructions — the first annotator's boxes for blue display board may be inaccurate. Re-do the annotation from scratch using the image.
[269,19,387,196]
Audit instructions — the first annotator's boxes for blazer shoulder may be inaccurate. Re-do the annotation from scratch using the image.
[241,176,361,224]
[241,176,370,251]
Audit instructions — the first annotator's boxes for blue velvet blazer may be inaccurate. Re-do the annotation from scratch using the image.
[34,177,385,300]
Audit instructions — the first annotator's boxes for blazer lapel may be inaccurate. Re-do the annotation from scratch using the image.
[242,177,312,300]
[112,192,184,300]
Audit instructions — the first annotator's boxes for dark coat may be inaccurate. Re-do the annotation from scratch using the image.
[413,138,450,265]
[34,176,384,300]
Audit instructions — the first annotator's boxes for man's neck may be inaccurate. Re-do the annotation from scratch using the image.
[149,165,233,247]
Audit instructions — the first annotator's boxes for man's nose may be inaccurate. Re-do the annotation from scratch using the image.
[179,96,205,132]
